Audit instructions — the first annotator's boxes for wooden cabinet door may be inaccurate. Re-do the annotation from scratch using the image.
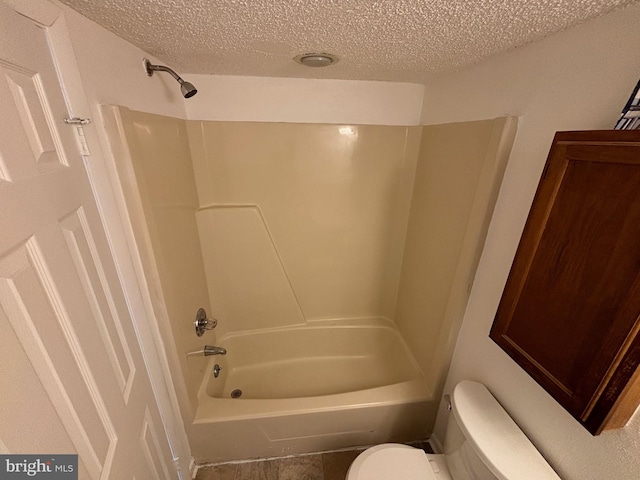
[490,130,640,435]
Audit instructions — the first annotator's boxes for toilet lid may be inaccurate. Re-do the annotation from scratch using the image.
[347,444,436,480]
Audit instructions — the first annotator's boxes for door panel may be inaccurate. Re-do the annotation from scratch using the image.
[0,4,175,479]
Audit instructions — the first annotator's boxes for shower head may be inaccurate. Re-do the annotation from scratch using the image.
[180,81,198,99]
[144,58,197,98]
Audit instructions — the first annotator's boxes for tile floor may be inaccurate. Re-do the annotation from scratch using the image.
[196,442,434,480]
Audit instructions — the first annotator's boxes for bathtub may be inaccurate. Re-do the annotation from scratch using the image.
[189,318,434,463]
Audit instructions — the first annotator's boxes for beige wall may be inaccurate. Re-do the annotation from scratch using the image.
[426,4,640,480]
[187,122,421,335]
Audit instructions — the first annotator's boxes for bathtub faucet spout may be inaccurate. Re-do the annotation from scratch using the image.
[188,345,226,356]
[203,345,226,356]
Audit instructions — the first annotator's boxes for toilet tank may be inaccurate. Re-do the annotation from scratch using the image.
[444,381,561,480]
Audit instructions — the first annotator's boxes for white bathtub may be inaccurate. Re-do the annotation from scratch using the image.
[189,318,434,463]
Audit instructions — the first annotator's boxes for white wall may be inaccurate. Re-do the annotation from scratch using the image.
[60,4,425,127]
[51,1,426,130]
[185,74,425,125]
[60,6,187,119]
[426,4,640,480]
[56,15,425,127]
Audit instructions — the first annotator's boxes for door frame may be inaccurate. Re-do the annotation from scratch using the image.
[3,0,193,477]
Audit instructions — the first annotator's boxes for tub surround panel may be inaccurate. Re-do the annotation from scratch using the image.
[380,127,423,321]
[193,122,418,326]
[109,108,516,464]
[186,121,211,208]
[394,117,517,397]
[107,107,212,415]
[196,206,306,336]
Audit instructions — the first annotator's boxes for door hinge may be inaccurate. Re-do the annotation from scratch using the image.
[63,117,91,125]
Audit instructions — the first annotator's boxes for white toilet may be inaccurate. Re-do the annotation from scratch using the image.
[347,380,561,480]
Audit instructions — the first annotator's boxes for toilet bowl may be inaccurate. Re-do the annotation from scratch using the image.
[346,380,561,480]
[347,443,445,480]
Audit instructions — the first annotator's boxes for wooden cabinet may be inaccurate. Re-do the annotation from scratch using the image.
[490,130,640,435]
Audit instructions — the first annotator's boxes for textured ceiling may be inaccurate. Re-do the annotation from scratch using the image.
[60,0,638,83]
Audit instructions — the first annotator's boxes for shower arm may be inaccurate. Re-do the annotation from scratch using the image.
[143,58,197,98]
[145,61,186,84]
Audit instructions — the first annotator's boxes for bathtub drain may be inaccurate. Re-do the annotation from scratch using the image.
[230,389,242,399]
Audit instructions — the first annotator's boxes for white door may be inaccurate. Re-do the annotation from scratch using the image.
[0,4,177,479]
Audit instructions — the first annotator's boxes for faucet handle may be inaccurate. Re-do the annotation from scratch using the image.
[194,307,217,336]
